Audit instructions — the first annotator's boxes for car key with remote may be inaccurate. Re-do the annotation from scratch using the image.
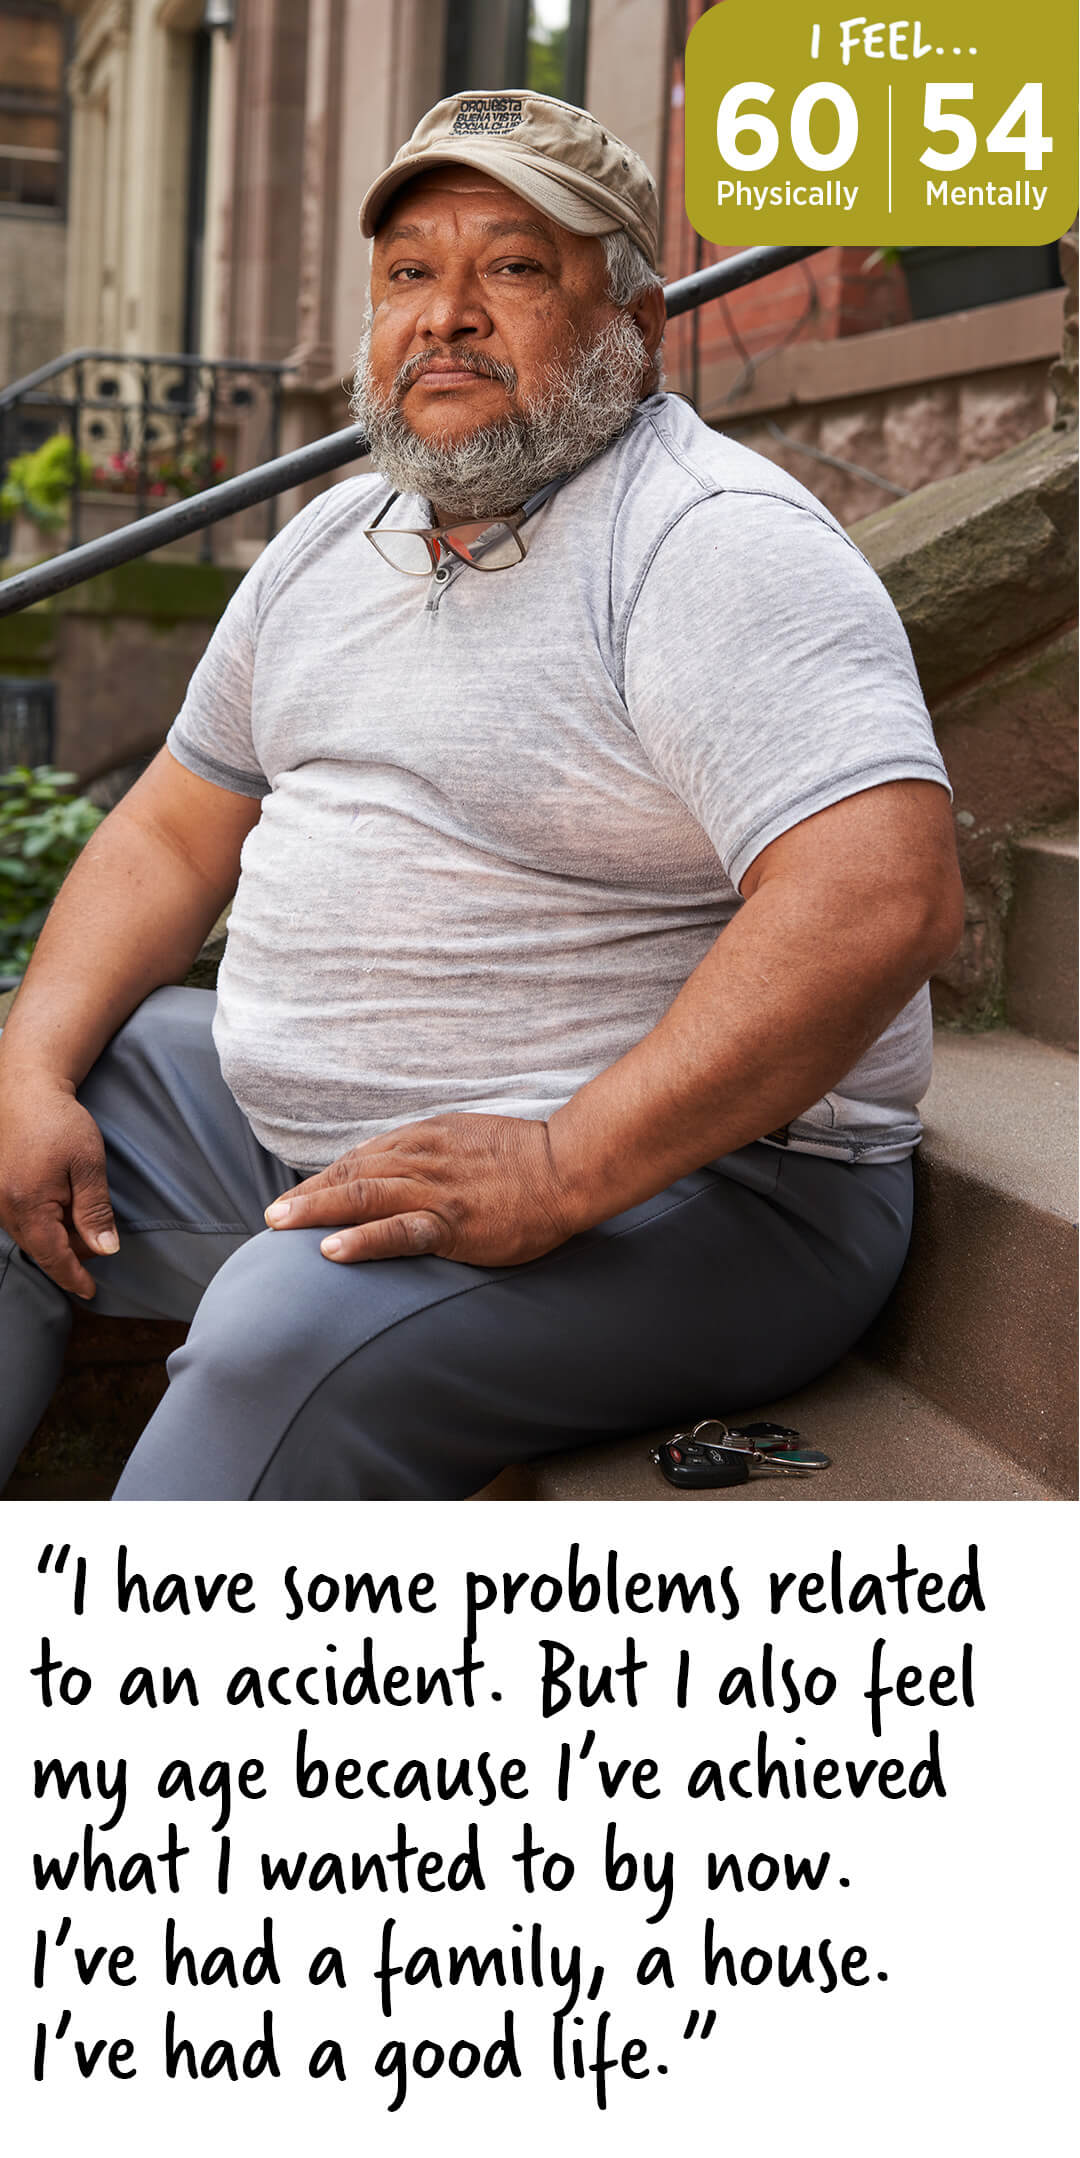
[652,1419,831,1489]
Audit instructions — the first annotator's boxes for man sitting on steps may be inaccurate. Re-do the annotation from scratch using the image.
[0,90,963,1500]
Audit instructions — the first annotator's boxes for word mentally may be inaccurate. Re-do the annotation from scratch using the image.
[926,180,1049,211]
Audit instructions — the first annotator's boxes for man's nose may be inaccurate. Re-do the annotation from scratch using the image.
[414,270,493,344]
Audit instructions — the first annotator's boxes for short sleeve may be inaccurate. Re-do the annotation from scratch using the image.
[166,490,336,799]
[621,490,951,890]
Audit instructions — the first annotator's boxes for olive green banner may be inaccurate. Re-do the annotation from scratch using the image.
[685,1,1078,244]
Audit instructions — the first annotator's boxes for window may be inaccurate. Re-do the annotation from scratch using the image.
[445,1,590,109]
[0,2,68,214]
[0,677,55,766]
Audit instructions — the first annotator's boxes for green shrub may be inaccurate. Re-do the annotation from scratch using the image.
[0,766,104,976]
[0,433,94,532]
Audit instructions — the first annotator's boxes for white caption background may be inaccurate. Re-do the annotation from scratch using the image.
[0,1501,1073,2157]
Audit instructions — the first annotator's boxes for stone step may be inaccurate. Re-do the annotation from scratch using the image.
[1004,820,1078,1050]
[10,1355,1062,1510]
[863,1026,1077,1487]
[474,1354,1059,1502]
[1,1317,182,1502]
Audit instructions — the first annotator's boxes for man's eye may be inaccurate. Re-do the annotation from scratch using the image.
[494,260,539,275]
[390,266,427,282]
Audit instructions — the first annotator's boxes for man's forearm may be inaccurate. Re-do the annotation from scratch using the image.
[546,874,951,1230]
[0,806,229,1091]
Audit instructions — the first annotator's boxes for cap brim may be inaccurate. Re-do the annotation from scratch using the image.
[360,144,624,244]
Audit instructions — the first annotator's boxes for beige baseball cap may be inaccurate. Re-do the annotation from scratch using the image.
[359,89,660,271]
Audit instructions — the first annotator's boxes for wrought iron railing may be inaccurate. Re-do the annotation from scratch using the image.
[0,349,287,564]
[0,246,823,619]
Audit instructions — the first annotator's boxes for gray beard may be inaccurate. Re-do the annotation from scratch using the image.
[348,312,650,520]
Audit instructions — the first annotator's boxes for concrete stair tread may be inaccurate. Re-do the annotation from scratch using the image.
[921,1027,1077,1218]
[476,1354,1062,1503]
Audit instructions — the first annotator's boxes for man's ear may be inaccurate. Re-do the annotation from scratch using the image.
[631,285,668,388]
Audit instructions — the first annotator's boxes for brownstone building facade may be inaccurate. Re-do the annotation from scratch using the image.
[1,0,1069,528]
[45,2,670,479]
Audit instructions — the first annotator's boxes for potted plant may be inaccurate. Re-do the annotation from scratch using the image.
[0,433,94,555]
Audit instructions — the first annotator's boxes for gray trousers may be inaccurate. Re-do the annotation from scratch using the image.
[0,988,913,1500]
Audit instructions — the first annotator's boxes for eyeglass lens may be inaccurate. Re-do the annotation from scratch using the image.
[368,519,524,575]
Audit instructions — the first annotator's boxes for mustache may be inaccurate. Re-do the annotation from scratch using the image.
[393,347,518,398]
[348,309,651,523]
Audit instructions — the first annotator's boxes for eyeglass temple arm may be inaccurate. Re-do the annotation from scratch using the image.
[367,490,401,533]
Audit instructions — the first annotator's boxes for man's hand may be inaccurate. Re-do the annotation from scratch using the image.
[264,1112,577,1267]
[0,1079,118,1299]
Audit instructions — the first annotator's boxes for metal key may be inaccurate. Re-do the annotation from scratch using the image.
[652,1418,831,1489]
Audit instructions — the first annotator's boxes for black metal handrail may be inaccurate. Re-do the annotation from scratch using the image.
[0,246,822,619]
[0,347,288,567]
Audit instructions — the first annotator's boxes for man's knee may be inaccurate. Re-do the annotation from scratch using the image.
[172,1227,472,1397]
[163,1231,504,1497]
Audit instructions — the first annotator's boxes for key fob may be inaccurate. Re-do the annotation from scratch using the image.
[653,1438,750,1488]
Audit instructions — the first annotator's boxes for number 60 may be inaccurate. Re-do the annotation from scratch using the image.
[716,81,860,172]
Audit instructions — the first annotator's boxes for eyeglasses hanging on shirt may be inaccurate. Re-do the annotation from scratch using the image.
[363,471,573,578]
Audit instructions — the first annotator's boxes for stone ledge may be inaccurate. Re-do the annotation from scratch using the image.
[851,423,1079,700]
[699,288,1064,424]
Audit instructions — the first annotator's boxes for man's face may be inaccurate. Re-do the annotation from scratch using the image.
[367,169,639,443]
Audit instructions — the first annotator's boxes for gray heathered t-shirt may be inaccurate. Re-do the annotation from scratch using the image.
[166,389,951,1174]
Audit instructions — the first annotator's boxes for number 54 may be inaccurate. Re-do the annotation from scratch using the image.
[921,83,1053,172]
